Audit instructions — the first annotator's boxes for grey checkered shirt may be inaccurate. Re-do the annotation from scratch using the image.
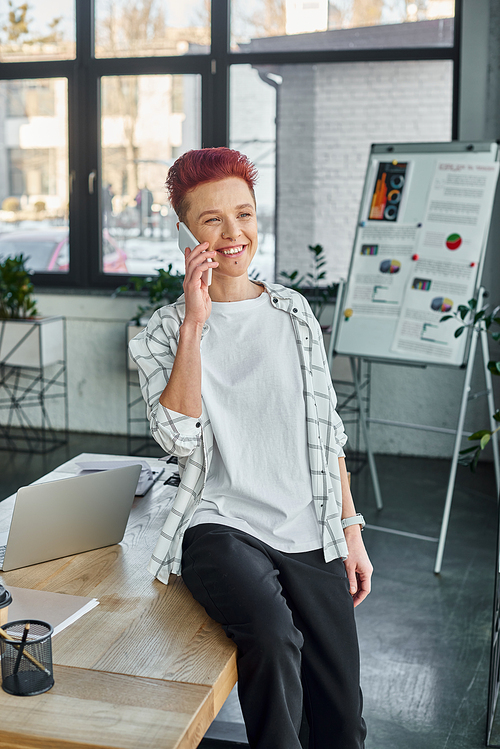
[129,281,349,584]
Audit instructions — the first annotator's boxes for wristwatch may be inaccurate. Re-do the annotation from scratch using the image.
[341,513,366,531]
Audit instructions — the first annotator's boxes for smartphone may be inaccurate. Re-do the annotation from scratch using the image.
[178,222,212,287]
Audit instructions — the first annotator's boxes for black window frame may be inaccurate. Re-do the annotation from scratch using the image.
[0,0,461,290]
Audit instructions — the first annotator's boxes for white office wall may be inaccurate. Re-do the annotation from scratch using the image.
[34,293,138,434]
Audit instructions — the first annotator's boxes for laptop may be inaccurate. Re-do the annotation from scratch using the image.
[0,464,142,572]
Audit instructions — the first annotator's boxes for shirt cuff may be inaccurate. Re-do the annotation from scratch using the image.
[160,405,202,437]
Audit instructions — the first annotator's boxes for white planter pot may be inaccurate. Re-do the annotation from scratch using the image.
[0,317,64,368]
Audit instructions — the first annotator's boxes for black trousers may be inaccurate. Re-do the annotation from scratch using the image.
[182,524,366,749]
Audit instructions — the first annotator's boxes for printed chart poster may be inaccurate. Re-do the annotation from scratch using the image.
[391,258,476,364]
[342,224,418,320]
[418,160,500,263]
[368,162,408,222]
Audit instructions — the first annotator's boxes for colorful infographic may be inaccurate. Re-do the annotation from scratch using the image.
[446,233,462,250]
[335,148,500,368]
[379,259,401,274]
[392,257,476,362]
[368,162,407,222]
[412,278,431,291]
[391,161,499,363]
[342,224,418,320]
[431,297,453,312]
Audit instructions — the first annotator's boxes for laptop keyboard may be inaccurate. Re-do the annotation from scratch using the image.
[0,545,6,566]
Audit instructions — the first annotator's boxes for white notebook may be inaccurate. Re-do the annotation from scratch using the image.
[5,586,99,637]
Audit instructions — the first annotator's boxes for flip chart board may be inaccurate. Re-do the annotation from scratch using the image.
[334,141,500,367]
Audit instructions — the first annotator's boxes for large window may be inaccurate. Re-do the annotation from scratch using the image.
[101,73,201,275]
[0,0,459,289]
[230,65,277,281]
[0,0,76,61]
[0,79,69,275]
[95,0,210,58]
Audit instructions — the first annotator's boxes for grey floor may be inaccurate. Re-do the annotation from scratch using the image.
[0,434,498,749]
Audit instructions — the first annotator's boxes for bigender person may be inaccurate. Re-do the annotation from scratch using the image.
[129,147,372,749]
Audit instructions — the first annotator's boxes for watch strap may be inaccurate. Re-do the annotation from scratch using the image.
[341,513,366,531]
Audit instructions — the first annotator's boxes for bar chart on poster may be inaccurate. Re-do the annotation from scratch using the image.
[334,142,500,367]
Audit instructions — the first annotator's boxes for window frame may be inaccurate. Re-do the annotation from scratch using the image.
[0,0,461,290]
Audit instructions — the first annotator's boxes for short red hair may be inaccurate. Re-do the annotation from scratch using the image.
[165,147,258,220]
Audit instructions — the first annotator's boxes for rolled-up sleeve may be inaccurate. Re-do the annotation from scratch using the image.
[128,309,202,457]
[329,410,347,458]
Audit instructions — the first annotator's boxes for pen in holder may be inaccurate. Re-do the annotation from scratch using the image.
[0,619,54,696]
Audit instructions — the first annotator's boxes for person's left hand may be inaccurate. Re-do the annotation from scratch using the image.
[343,525,373,607]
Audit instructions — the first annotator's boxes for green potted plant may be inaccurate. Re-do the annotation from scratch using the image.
[280,244,338,325]
[115,264,185,370]
[0,254,64,368]
[0,254,38,320]
[115,264,185,325]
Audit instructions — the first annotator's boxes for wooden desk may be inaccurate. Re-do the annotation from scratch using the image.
[0,454,237,749]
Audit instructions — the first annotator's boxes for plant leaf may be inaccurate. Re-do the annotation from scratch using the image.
[471,450,481,471]
[454,327,465,338]
[460,445,480,455]
[468,429,491,441]
[480,433,491,450]
[459,448,478,467]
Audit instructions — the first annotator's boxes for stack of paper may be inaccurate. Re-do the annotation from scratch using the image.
[75,460,163,496]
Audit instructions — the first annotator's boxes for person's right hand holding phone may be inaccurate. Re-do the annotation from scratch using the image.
[182,240,218,329]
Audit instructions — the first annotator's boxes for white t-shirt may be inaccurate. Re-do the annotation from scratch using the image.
[190,291,322,553]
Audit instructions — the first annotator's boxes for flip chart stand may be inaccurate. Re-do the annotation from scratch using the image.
[345,288,500,573]
[433,288,499,574]
[349,357,383,511]
[328,281,370,477]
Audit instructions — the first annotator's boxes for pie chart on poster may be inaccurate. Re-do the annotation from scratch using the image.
[446,233,462,250]
[431,297,453,312]
[379,259,401,274]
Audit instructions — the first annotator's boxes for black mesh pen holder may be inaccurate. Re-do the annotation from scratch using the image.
[1,620,54,696]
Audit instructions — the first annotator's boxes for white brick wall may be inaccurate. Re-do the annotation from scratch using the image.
[276,59,453,282]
